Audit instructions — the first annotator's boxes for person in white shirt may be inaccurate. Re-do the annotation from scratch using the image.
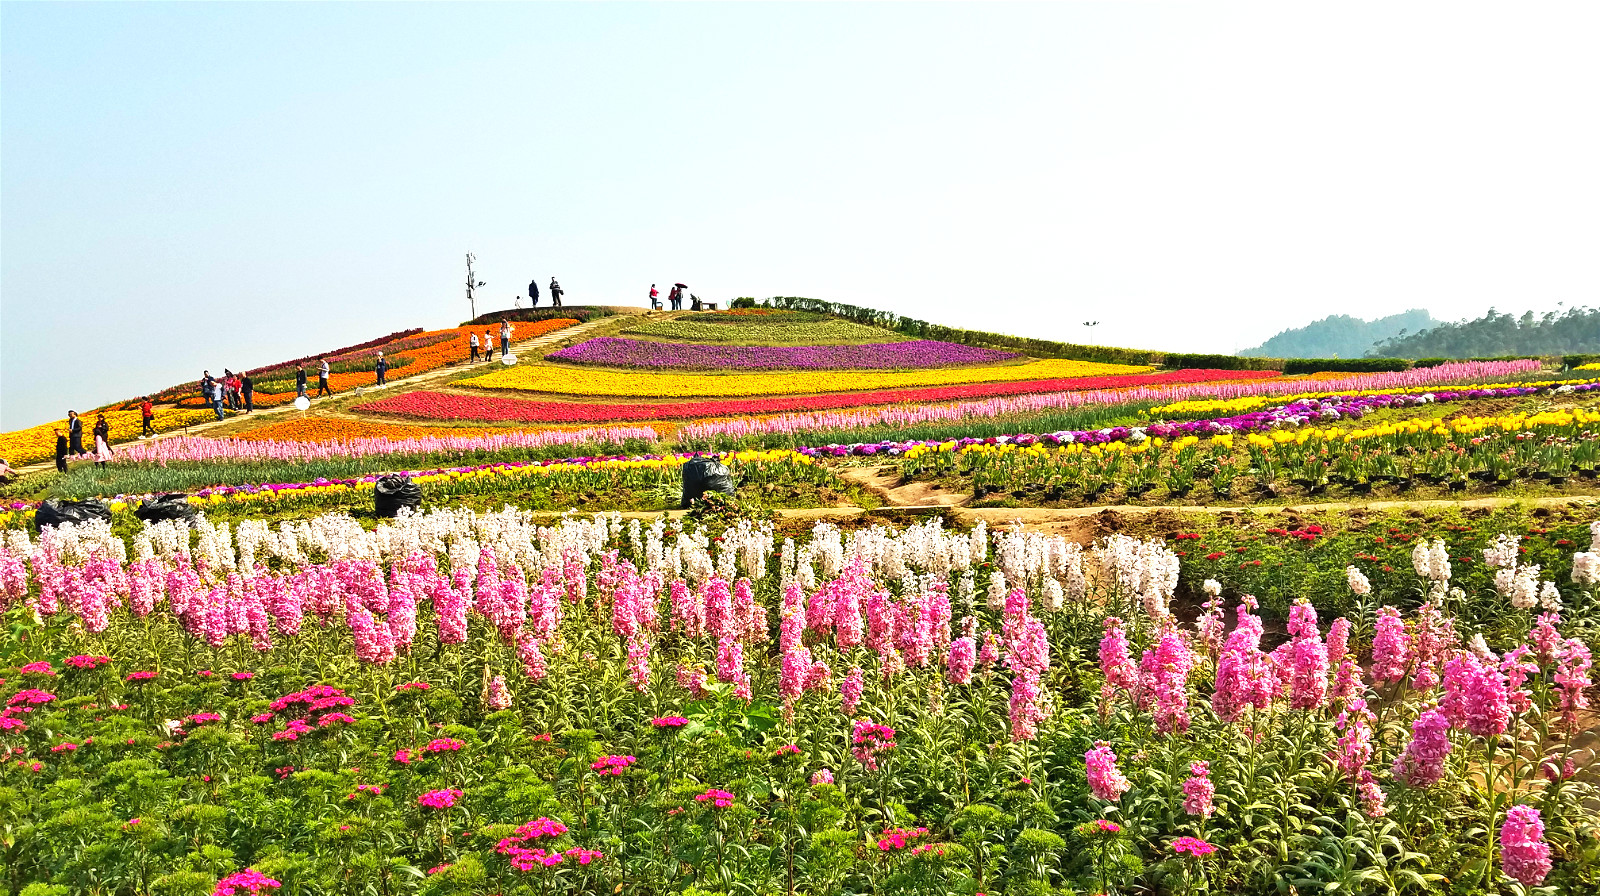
[317,358,332,397]
[470,332,480,362]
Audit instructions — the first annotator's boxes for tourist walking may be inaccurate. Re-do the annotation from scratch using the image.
[93,415,113,469]
[68,411,85,455]
[549,277,563,307]
[484,328,496,361]
[211,379,227,419]
[242,375,254,412]
[140,399,155,437]
[317,358,332,397]
[229,371,243,410]
[54,430,69,473]
[375,351,389,386]
[296,364,308,397]
[529,278,540,307]
[500,320,512,356]
[470,332,480,362]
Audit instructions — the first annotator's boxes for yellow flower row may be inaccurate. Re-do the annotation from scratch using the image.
[0,409,217,467]
[1575,362,1600,371]
[459,358,1150,399]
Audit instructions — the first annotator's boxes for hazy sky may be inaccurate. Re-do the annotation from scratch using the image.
[4,2,1598,429]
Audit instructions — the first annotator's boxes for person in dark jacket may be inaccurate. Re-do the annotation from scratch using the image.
[201,371,215,403]
[296,364,308,397]
[529,279,540,307]
[375,352,389,386]
[549,277,563,307]
[242,375,254,412]
[55,430,69,473]
[68,411,85,455]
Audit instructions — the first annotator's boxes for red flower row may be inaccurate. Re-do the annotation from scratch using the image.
[354,369,1281,425]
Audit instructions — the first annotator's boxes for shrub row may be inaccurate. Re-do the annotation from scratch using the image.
[465,307,613,326]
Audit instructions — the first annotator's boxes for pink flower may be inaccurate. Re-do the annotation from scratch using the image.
[486,674,512,711]
[1392,708,1451,788]
[651,716,689,728]
[126,670,157,682]
[591,755,637,777]
[851,719,896,771]
[418,788,463,810]
[810,768,834,786]
[876,826,930,851]
[64,655,111,671]
[1554,637,1592,733]
[1370,607,1410,683]
[1172,836,1216,857]
[231,672,255,681]
[1098,618,1137,699]
[1182,761,1214,818]
[213,868,282,895]
[695,788,735,808]
[841,666,865,718]
[947,636,977,685]
[1085,741,1131,802]
[18,661,54,676]
[1500,805,1552,887]
[1332,698,1376,781]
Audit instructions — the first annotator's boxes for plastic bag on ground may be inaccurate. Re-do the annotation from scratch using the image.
[374,475,422,518]
[680,457,737,509]
[36,499,113,528]
[135,494,198,525]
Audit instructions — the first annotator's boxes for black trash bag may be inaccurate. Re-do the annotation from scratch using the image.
[135,493,198,525]
[36,499,113,528]
[374,475,422,518]
[680,457,737,509]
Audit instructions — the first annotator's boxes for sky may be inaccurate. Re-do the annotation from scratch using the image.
[3,2,1598,429]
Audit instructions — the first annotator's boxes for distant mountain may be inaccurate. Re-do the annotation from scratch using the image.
[1369,307,1600,359]
[1239,310,1436,359]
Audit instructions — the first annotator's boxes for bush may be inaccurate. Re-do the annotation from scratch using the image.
[1278,357,1412,375]
[730,296,758,309]
[1563,353,1600,368]
[1162,353,1277,371]
[466,307,613,326]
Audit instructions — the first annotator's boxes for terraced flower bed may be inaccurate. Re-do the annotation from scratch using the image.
[356,369,1278,424]
[547,337,1021,370]
[619,317,908,343]
[459,357,1150,398]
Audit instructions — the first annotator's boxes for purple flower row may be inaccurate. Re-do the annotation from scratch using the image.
[796,383,1600,457]
[547,337,1021,370]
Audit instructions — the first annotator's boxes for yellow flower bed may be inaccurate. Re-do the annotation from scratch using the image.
[1576,362,1600,371]
[460,359,1150,399]
[0,409,216,466]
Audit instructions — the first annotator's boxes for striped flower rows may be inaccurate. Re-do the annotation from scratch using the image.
[547,337,1020,370]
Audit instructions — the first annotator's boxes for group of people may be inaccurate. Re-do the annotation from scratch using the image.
[200,369,259,419]
[53,410,116,472]
[525,277,564,307]
[469,320,516,363]
[649,283,694,310]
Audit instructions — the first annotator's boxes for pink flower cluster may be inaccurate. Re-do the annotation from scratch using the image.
[851,719,897,771]
[64,655,111,670]
[1085,741,1131,802]
[213,868,282,895]
[591,755,637,777]
[877,826,930,851]
[1500,805,1552,886]
[650,716,689,728]
[810,768,834,786]
[418,788,463,810]
[695,788,735,808]
[424,737,465,753]
[1392,708,1452,788]
[1182,761,1214,818]
[1172,836,1216,858]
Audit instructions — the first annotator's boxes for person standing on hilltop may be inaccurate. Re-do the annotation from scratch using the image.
[140,399,155,438]
[295,364,308,397]
[549,277,563,307]
[649,284,660,310]
[68,411,85,455]
[375,351,389,386]
[317,357,332,397]
[529,278,540,307]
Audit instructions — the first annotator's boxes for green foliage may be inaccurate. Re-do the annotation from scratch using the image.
[1371,305,1600,359]
[465,307,614,326]
[1239,310,1437,359]
[1278,357,1412,374]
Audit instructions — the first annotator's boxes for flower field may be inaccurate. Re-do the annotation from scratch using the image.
[460,358,1152,399]
[547,337,1022,370]
[1,505,1596,894]
[619,317,908,344]
[352,369,1281,426]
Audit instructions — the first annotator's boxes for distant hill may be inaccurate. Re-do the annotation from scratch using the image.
[1239,310,1436,358]
[1369,306,1600,359]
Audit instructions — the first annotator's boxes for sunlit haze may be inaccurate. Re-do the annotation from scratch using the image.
[4,2,1597,428]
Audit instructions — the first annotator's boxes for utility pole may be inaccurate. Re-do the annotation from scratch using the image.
[465,253,487,320]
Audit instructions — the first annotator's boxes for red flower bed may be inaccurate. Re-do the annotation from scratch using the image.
[355,369,1281,424]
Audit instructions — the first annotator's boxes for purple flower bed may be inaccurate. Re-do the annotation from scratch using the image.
[548,337,1021,370]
